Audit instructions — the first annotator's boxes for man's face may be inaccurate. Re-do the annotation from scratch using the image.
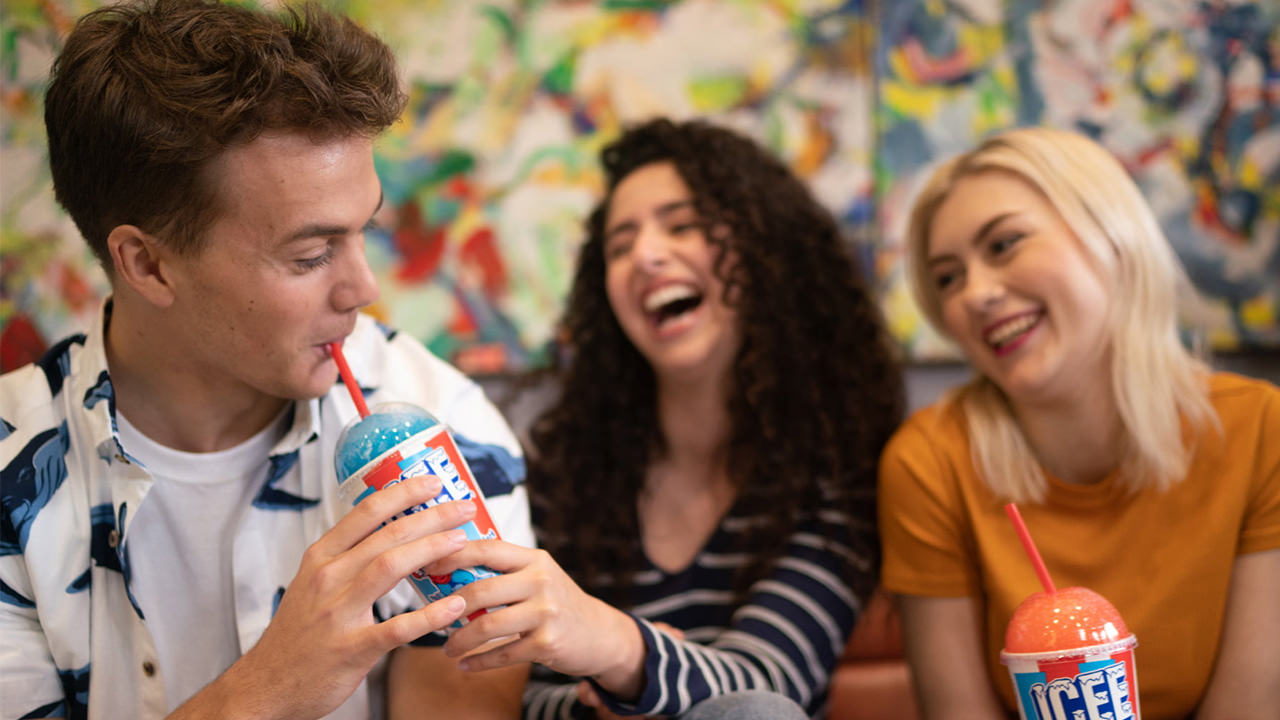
[161,131,382,403]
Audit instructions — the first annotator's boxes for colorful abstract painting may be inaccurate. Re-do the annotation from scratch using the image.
[0,0,876,374]
[875,0,1280,358]
[2,0,1276,373]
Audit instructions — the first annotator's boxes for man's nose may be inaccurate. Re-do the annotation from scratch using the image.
[333,237,380,312]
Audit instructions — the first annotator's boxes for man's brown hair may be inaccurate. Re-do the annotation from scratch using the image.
[44,0,407,268]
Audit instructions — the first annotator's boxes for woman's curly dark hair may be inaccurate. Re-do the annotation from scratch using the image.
[527,117,905,608]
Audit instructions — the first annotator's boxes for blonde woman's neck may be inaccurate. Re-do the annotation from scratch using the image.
[1011,379,1124,486]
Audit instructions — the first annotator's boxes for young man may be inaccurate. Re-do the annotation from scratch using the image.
[0,1,532,717]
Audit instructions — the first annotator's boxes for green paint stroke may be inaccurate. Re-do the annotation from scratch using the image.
[602,0,671,12]
[688,75,748,112]
[479,4,517,45]
[543,51,576,95]
[425,150,476,186]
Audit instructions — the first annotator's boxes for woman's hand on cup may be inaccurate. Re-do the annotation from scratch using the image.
[431,540,646,696]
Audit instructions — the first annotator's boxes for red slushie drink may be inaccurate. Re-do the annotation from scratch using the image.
[1000,586,1139,720]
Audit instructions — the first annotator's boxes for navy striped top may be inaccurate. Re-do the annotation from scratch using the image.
[523,508,863,719]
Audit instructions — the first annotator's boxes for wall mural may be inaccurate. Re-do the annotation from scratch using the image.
[0,0,1275,375]
[875,0,1280,358]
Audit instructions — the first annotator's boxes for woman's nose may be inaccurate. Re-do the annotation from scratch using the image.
[961,263,1004,312]
[632,224,673,272]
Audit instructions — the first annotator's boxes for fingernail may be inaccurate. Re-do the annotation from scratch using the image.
[457,658,472,671]
[447,529,468,547]
[447,595,466,614]
[457,499,476,516]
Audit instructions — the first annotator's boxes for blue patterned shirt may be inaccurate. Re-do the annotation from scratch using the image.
[0,304,533,719]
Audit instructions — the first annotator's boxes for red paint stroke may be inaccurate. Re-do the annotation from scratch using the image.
[454,343,509,377]
[1,314,47,373]
[448,300,477,337]
[1193,180,1248,245]
[459,227,508,297]
[445,175,473,199]
[1103,0,1133,33]
[59,264,95,313]
[902,37,974,84]
[393,203,447,284]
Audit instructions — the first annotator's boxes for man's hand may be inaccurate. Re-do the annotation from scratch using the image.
[171,475,475,720]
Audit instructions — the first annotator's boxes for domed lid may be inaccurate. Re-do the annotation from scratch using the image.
[1004,586,1130,653]
[334,402,439,481]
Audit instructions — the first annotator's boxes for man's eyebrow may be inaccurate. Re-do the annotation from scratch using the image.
[282,190,385,243]
[926,212,1016,267]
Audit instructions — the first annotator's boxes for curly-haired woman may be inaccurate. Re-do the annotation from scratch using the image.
[423,118,905,719]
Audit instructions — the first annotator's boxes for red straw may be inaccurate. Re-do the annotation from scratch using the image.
[328,342,370,419]
[1004,503,1056,594]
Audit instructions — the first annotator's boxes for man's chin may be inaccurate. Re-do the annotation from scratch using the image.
[277,368,342,403]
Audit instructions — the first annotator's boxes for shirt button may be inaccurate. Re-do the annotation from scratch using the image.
[142,660,156,677]
[107,530,120,549]
[115,453,130,465]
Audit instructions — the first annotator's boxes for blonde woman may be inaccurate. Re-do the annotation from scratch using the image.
[879,127,1280,719]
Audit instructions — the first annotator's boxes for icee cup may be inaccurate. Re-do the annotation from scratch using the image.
[334,401,503,633]
[1000,586,1140,720]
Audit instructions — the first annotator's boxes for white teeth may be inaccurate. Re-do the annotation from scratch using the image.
[987,314,1040,346]
[643,284,699,314]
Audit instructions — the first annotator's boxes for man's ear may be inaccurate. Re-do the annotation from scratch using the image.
[107,225,177,308]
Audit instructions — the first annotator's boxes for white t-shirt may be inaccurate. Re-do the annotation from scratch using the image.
[121,409,287,712]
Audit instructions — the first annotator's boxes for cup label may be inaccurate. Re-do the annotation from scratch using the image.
[337,425,503,631]
[1008,648,1139,720]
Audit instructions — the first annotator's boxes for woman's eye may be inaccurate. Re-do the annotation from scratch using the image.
[934,271,957,291]
[989,232,1024,255]
[604,239,632,261]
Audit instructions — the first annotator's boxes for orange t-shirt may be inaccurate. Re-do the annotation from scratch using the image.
[879,372,1280,720]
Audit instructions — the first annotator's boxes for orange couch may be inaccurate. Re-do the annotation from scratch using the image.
[828,589,919,720]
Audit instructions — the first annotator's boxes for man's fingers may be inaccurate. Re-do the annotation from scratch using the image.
[316,475,444,554]
[442,570,528,624]
[442,600,538,660]
[347,526,471,607]
[453,630,541,672]
[345,498,476,572]
[424,539,536,576]
[368,595,468,651]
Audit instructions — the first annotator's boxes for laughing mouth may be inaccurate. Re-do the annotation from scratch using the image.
[643,284,704,329]
[985,312,1042,352]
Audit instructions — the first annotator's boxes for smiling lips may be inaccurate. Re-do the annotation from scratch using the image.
[984,311,1043,356]
[642,282,704,330]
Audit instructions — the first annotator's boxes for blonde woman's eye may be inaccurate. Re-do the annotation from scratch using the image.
[989,232,1024,255]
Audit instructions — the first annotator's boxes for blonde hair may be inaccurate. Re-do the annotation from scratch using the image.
[904,127,1217,503]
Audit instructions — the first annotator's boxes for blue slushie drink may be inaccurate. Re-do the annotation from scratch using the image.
[335,401,502,631]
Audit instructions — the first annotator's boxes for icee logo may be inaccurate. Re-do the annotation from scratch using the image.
[1028,662,1134,720]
